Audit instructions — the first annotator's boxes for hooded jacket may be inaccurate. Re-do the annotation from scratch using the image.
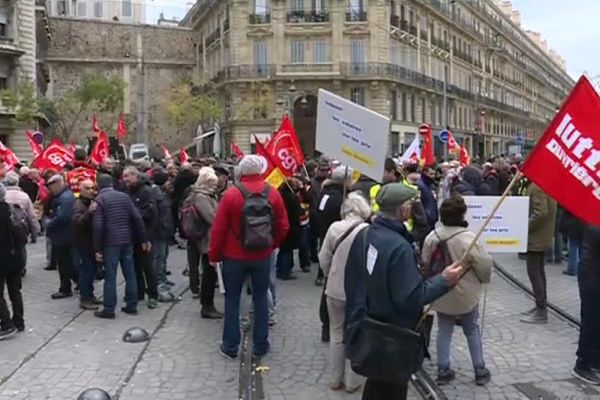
[188,183,218,254]
[127,175,158,241]
[422,225,493,315]
[46,187,76,246]
[316,180,345,240]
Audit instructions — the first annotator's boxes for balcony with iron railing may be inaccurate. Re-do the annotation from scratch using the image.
[346,11,367,22]
[287,10,329,23]
[280,63,336,74]
[249,13,271,25]
[223,18,230,32]
[213,64,276,83]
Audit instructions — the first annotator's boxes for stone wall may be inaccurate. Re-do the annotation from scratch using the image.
[45,17,196,149]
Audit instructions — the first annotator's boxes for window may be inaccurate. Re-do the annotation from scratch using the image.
[421,98,426,122]
[57,0,68,15]
[350,39,366,72]
[390,90,397,120]
[350,88,365,106]
[410,94,416,122]
[313,40,328,63]
[122,0,133,17]
[401,92,407,121]
[290,0,303,12]
[77,2,87,16]
[254,0,269,15]
[0,78,7,91]
[0,8,7,37]
[313,0,325,13]
[94,2,103,18]
[291,40,305,64]
[390,132,399,154]
[347,0,366,21]
[253,40,268,76]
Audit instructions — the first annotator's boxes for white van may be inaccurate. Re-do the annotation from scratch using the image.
[129,143,149,161]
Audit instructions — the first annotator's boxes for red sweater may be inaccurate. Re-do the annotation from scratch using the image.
[208,175,289,263]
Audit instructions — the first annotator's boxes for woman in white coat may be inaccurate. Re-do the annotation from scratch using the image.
[319,192,371,393]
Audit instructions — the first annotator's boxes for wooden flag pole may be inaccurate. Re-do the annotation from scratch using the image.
[416,170,524,330]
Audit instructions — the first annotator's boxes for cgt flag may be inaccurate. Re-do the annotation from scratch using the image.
[522,75,600,225]
[231,141,245,160]
[265,115,305,176]
[401,137,421,164]
[419,124,435,166]
[254,134,286,189]
[31,139,74,172]
[459,145,471,166]
[90,131,110,166]
[447,131,460,153]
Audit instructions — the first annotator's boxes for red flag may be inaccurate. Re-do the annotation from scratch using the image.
[459,145,471,166]
[231,142,245,160]
[31,139,74,172]
[254,135,286,188]
[447,131,460,153]
[0,141,20,171]
[92,115,101,136]
[69,142,77,154]
[90,131,110,166]
[521,75,600,225]
[66,165,96,196]
[26,130,42,159]
[179,147,190,163]
[161,145,172,160]
[116,113,127,140]
[264,115,305,177]
[419,124,435,166]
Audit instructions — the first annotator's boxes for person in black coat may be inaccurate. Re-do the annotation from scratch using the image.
[572,224,600,384]
[275,178,302,280]
[0,185,25,337]
[123,166,159,309]
[18,167,39,203]
[559,210,586,276]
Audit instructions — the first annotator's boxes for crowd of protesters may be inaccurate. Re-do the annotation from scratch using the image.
[0,144,597,399]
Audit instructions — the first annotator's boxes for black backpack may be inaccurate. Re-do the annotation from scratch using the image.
[236,183,274,252]
[153,186,175,239]
[8,204,29,248]
[179,192,208,241]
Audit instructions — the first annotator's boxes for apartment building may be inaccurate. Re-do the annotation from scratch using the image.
[45,0,145,23]
[182,0,573,158]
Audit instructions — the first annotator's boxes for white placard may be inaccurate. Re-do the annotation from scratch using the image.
[316,89,390,181]
[463,196,530,253]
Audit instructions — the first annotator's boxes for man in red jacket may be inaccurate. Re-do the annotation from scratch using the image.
[209,155,289,359]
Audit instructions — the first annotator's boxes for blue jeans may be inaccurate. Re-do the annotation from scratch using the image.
[103,245,137,314]
[567,237,582,275]
[222,257,271,356]
[74,248,95,302]
[436,308,485,371]
[275,249,294,278]
[152,239,169,285]
[268,249,278,309]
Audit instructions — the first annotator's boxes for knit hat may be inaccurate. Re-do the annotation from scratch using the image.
[330,165,352,184]
[376,183,417,214]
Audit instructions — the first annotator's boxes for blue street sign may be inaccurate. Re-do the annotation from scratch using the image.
[439,130,449,143]
[516,136,524,145]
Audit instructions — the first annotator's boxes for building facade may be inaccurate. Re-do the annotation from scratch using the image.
[45,0,145,23]
[182,0,573,159]
[0,0,40,158]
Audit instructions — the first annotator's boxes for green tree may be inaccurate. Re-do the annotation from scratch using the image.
[236,82,273,120]
[39,73,126,142]
[165,81,223,137]
[1,83,39,125]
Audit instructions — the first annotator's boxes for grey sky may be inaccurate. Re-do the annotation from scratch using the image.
[509,0,599,80]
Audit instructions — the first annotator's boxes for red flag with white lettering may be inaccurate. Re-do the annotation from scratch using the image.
[26,130,42,159]
[264,115,305,177]
[31,139,75,172]
[522,75,600,225]
[0,140,20,171]
[90,131,110,166]
[180,147,190,164]
[116,113,127,140]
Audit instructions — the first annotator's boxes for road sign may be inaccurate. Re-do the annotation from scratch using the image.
[418,124,430,135]
[439,129,449,143]
[516,136,524,145]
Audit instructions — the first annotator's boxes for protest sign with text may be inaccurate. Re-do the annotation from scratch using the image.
[315,89,389,181]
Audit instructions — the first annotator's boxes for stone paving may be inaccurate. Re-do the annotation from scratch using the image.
[0,241,596,399]
[493,254,580,322]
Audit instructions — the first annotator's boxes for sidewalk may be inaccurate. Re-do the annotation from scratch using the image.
[421,264,595,400]
[493,253,580,322]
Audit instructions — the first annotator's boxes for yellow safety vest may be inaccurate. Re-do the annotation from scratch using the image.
[369,181,416,232]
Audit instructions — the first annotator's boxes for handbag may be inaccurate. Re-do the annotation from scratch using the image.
[347,228,423,383]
